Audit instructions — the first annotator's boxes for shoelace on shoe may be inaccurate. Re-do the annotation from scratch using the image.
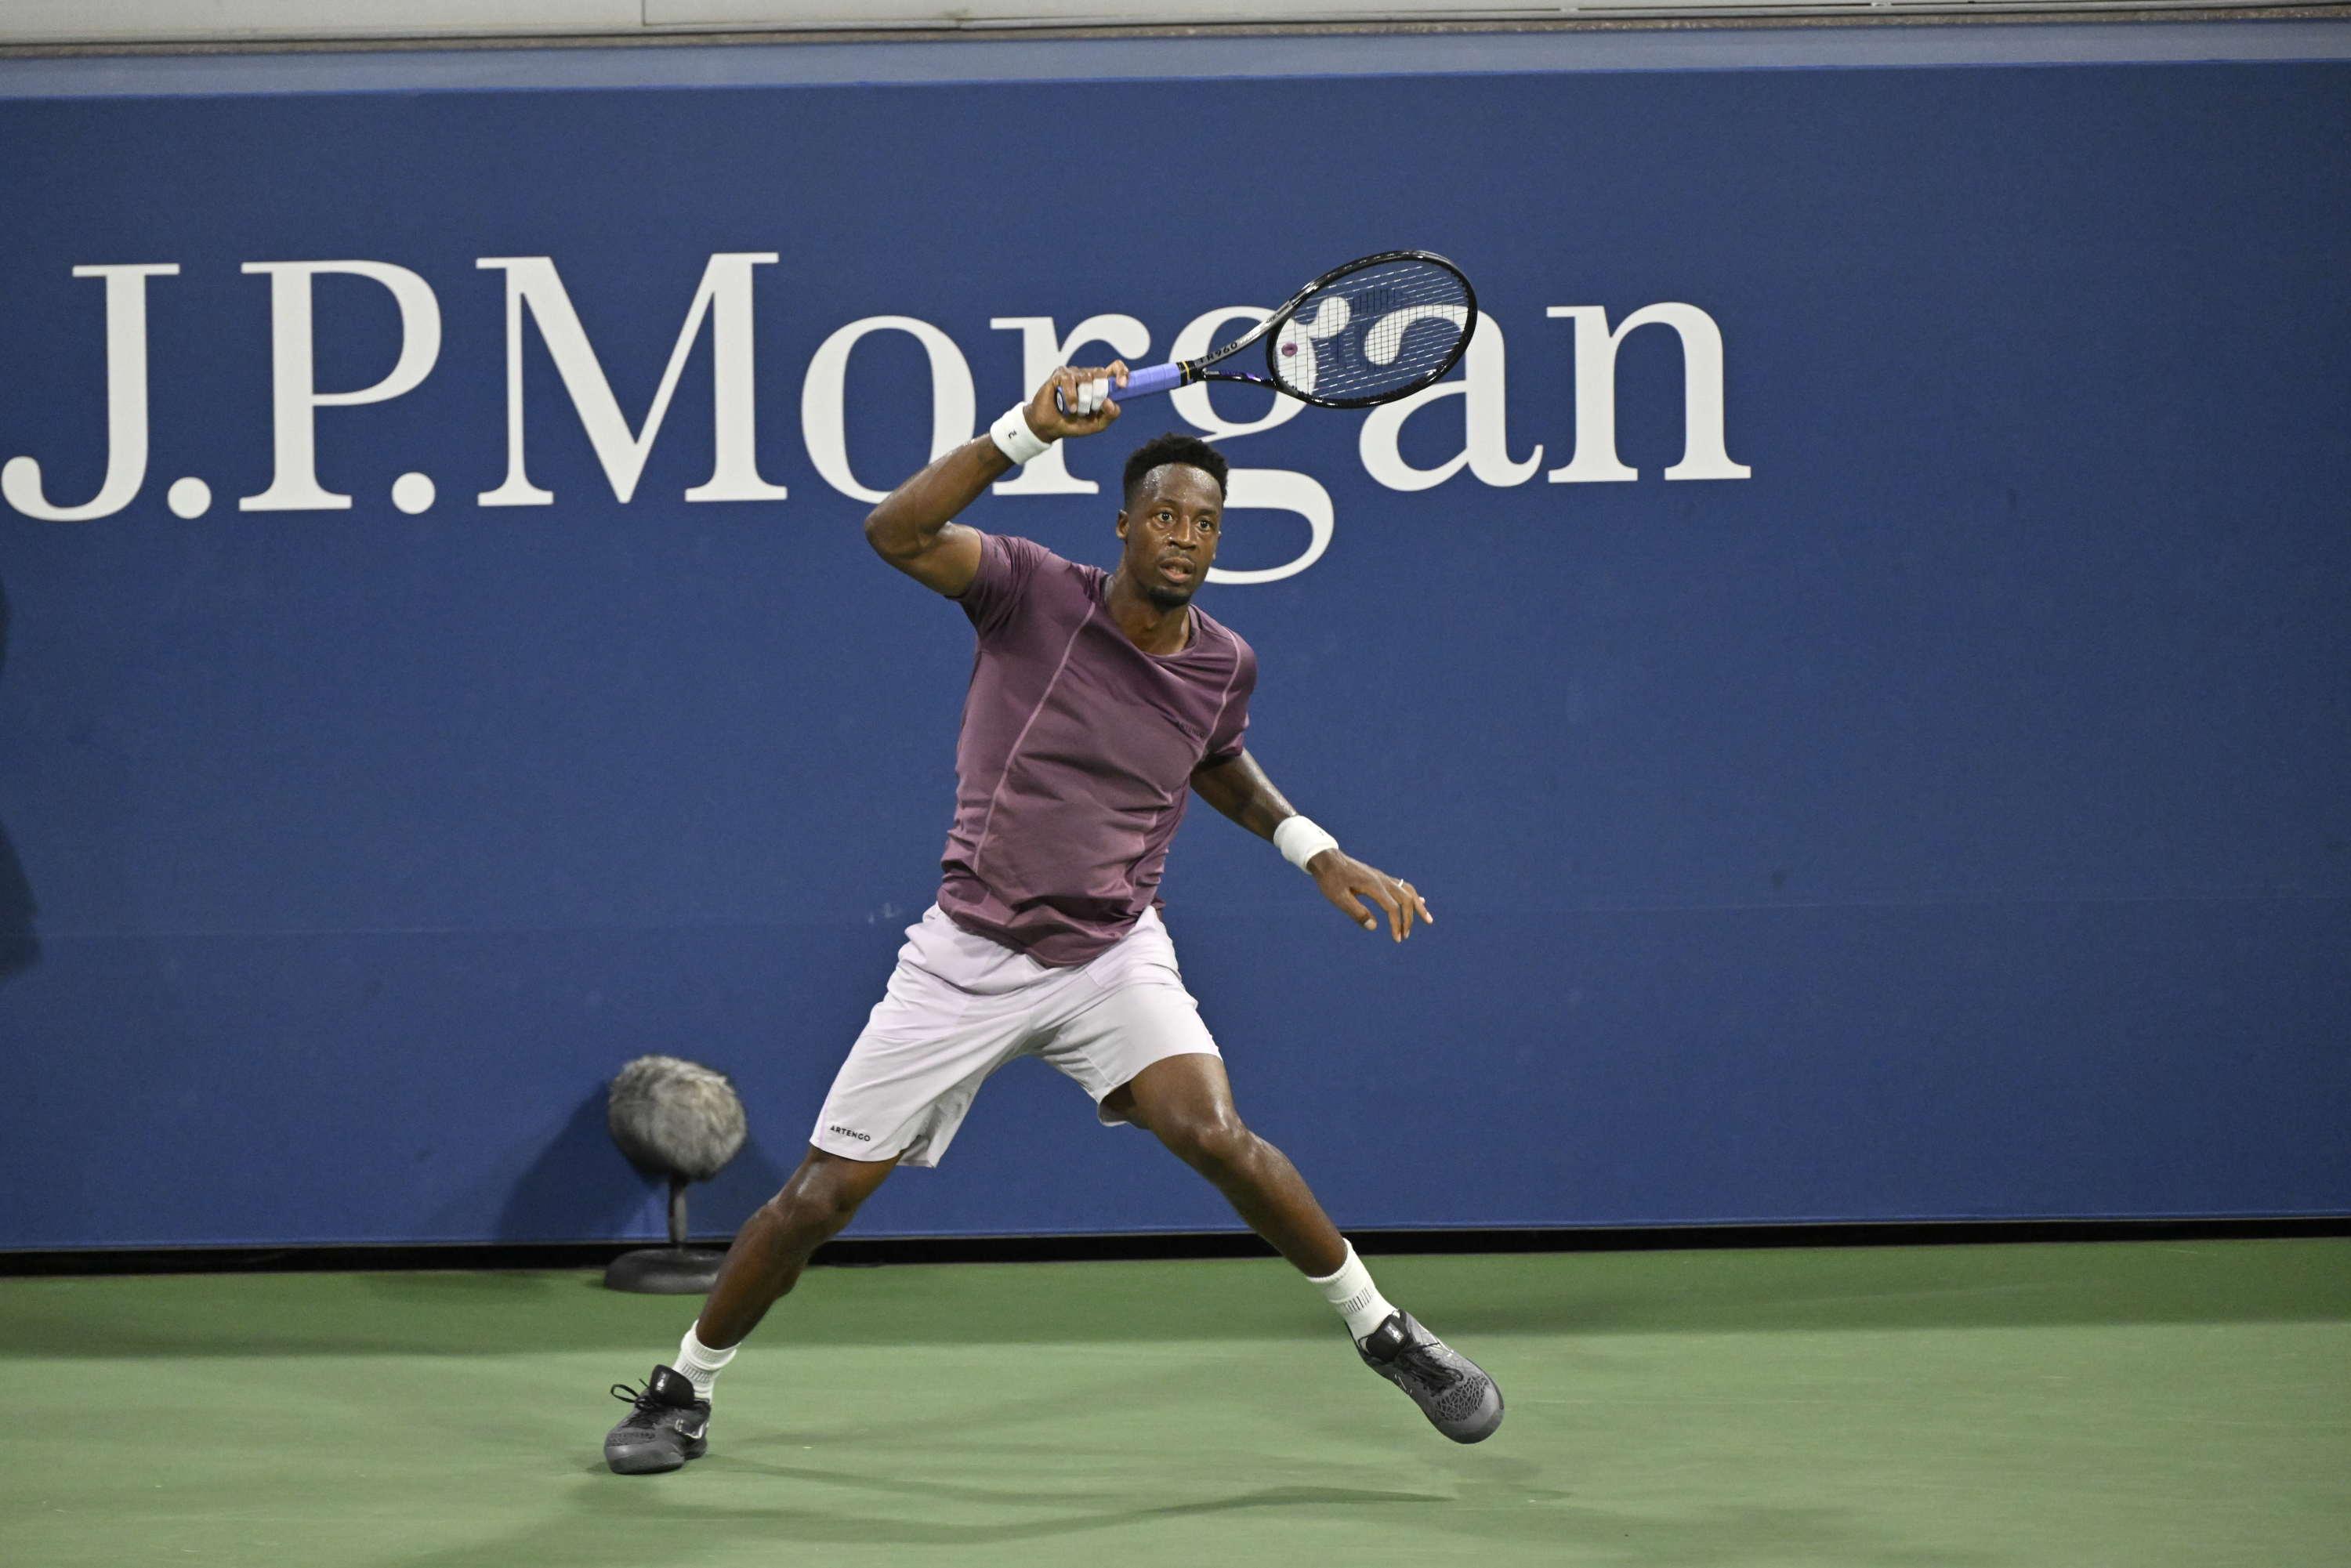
[609,1381,673,1429]
[1388,1337,1465,1391]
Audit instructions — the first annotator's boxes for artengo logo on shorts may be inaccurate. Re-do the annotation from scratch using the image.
[0,255,1749,582]
[827,1124,872,1143]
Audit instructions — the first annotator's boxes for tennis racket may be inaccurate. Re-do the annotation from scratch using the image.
[1056,250,1476,415]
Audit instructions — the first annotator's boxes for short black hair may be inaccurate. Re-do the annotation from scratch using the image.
[1121,433,1229,509]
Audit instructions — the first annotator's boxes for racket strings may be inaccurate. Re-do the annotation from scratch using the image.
[1271,259,1471,404]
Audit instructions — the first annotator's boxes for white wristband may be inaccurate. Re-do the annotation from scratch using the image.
[990,404,1051,465]
[1273,814,1340,872]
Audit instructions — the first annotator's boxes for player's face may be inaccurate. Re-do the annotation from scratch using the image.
[1118,465,1223,609]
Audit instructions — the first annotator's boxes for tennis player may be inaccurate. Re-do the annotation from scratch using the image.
[605,364,1502,1472]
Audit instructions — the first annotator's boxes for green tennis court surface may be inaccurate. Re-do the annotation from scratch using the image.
[4,1240,2346,1566]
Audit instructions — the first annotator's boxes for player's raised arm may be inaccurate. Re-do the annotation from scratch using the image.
[862,362,1129,596]
[1191,750,1435,943]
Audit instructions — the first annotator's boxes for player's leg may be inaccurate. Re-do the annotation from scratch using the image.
[1100,1052,1343,1274]
[1041,911,1505,1444]
[604,1146,899,1476]
[1108,1052,1503,1443]
[696,1146,901,1346]
[605,905,1037,1475]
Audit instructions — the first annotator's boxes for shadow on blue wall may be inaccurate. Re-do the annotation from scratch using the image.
[0,578,38,986]
[488,1082,792,1244]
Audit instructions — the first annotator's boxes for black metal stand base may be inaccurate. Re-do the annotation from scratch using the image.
[602,1246,725,1295]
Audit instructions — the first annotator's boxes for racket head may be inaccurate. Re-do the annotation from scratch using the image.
[1259,251,1477,409]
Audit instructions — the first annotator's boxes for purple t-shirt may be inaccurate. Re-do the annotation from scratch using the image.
[936,531,1257,966]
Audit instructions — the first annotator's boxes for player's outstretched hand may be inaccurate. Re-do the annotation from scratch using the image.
[1028,363,1128,442]
[1308,852,1434,943]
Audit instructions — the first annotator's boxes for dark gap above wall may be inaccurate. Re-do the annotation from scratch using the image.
[5,1215,2346,1277]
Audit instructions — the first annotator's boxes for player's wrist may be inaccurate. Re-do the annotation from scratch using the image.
[991,404,1054,465]
[1273,814,1340,873]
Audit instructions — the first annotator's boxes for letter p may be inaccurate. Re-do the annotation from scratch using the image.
[240,261,440,512]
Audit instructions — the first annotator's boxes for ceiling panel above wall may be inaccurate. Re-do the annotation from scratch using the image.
[1,0,2320,47]
[643,1,1571,23]
[0,0,641,45]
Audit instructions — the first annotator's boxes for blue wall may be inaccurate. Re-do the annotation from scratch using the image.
[2,27,2347,1248]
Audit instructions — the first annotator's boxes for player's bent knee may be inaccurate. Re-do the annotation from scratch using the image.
[1165,1114,1254,1174]
[763,1176,868,1245]
[808,1182,869,1238]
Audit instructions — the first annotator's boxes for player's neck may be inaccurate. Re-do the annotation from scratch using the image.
[1104,570,1194,656]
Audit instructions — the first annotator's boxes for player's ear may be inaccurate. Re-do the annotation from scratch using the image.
[1114,510,1128,541]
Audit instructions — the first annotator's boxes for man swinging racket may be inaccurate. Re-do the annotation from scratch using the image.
[603,360,1503,1473]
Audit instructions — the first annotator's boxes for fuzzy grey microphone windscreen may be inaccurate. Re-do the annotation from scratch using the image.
[606,1056,748,1182]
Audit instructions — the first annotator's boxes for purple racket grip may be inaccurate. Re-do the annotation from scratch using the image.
[1054,360,1183,412]
[1114,362,1184,400]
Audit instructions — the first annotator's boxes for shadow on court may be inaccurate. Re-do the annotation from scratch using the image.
[389,1390,1994,1568]
[374,1460,1992,1568]
[0,1240,2342,1360]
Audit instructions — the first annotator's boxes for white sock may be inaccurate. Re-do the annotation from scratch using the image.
[1307,1241,1398,1342]
[674,1324,737,1401]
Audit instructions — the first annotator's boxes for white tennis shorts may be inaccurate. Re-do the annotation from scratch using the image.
[810,903,1222,1168]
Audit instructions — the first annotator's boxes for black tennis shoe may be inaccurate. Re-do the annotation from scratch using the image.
[1357,1311,1504,1443]
[603,1365,711,1475]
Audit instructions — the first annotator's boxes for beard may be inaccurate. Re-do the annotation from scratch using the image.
[1140,577,1197,610]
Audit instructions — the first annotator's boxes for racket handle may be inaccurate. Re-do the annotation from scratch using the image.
[1114,362,1184,400]
[1053,360,1184,413]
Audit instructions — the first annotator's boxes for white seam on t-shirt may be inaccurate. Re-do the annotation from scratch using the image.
[968,611,1090,882]
[1200,620,1246,762]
